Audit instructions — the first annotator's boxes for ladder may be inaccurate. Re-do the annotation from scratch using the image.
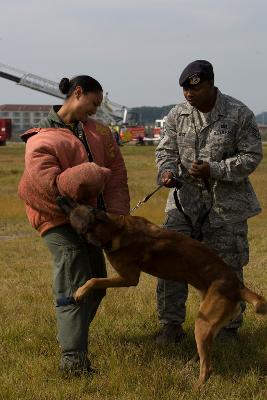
[0,62,127,124]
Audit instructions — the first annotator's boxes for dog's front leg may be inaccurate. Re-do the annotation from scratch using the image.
[74,271,140,302]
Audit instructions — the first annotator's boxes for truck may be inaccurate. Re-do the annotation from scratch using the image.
[153,117,167,140]
[0,118,12,145]
[120,125,146,144]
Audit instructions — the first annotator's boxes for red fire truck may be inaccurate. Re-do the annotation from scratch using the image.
[120,125,145,144]
[153,117,167,140]
[0,119,12,145]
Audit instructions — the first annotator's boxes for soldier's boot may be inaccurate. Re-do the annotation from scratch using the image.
[216,327,239,341]
[155,323,186,345]
[59,351,98,377]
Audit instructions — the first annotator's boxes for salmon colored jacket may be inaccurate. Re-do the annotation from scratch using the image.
[18,118,130,235]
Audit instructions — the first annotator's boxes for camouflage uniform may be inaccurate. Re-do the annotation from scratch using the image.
[156,89,262,329]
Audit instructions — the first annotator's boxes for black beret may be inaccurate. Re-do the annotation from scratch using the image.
[179,60,214,87]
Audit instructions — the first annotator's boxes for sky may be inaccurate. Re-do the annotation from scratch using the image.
[0,0,266,115]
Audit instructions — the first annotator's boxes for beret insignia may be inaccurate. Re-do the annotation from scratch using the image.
[189,74,201,85]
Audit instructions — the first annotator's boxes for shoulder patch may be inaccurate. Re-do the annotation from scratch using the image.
[107,142,116,159]
[95,122,110,136]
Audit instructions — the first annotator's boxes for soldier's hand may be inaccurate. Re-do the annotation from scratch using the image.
[161,171,177,187]
[188,160,210,179]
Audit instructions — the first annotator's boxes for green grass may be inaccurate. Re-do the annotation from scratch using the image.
[0,143,267,399]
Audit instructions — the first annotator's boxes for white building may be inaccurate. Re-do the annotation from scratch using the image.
[0,104,52,141]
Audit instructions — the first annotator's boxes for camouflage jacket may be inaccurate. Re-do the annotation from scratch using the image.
[156,89,262,226]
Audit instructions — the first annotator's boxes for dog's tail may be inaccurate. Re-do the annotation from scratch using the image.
[240,286,267,315]
[56,196,77,214]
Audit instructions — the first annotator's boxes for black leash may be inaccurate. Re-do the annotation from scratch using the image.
[77,123,106,211]
[130,185,164,213]
[173,187,212,241]
[131,160,213,241]
[173,162,212,241]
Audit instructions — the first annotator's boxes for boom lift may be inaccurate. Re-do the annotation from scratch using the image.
[0,62,127,125]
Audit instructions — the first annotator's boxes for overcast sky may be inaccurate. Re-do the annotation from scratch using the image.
[0,0,266,115]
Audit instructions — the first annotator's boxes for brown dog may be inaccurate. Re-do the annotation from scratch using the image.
[57,196,267,389]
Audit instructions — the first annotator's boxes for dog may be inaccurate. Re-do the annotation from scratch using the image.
[57,196,267,389]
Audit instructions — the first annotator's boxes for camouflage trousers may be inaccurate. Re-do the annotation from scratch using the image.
[43,224,106,370]
[157,207,249,329]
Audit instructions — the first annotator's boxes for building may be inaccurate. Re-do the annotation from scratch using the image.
[0,104,52,141]
[1,103,267,143]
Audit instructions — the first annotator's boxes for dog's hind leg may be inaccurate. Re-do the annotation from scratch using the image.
[194,315,213,390]
[193,285,238,390]
[74,269,141,302]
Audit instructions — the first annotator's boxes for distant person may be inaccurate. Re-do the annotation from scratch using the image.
[18,75,130,375]
[155,60,262,344]
[136,134,145,146]
[112,125,122,146]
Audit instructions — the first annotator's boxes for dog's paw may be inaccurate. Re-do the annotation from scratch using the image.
[193,368,212,391]
[74,280,95,302]
[73,287,87,302]
[193,381,202,392]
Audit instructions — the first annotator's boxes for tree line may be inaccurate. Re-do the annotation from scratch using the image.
[128,105,175,125]
[127,106,267,128]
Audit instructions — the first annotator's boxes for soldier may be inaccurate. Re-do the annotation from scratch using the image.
[155,60,262,344]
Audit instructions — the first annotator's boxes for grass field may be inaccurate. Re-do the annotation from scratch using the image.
[0,143,267,400]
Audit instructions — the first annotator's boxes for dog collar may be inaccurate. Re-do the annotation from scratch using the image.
[103,240,112,252]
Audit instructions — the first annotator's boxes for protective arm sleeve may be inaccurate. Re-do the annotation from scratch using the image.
[18,147,111,207]
[57,162,111,201]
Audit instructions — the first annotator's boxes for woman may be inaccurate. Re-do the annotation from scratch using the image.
[18,75,130,375]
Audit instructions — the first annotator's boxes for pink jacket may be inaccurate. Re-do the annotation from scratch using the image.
[18,118,130,235]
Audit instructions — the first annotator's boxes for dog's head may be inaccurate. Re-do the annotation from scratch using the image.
[56,196,78,214]
[56,196,112,247]
[69,205,108,235]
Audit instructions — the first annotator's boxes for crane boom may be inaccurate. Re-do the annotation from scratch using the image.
[0,62,127,124]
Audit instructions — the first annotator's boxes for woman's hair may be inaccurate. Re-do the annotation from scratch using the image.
[59,75,103,98]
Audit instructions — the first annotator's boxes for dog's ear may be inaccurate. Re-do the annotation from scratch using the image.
[56,196,77,214]
[95,210,109,223]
